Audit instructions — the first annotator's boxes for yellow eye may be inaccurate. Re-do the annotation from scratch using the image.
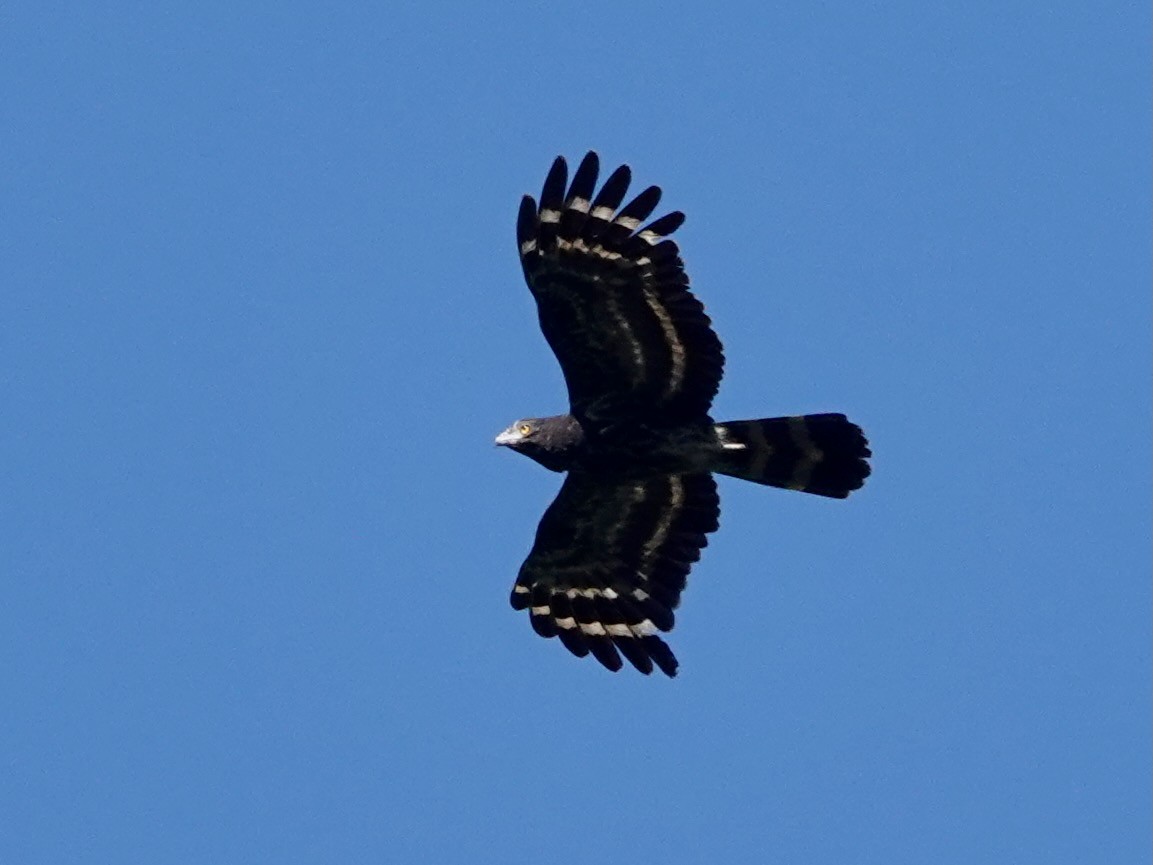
[518,423,532,436]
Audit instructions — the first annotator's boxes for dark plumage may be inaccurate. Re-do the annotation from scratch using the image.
[496,152,871,677]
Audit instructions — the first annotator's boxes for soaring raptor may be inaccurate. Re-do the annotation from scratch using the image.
[496,152,871,677]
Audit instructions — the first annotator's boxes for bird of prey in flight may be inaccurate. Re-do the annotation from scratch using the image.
[496,152,871,677]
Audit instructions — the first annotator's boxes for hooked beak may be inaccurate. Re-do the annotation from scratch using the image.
[494,426,524,447]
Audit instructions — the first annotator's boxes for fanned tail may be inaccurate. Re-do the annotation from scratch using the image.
[713,413,871,498]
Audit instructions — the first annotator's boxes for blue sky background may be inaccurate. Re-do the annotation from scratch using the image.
[2,3,1149,863]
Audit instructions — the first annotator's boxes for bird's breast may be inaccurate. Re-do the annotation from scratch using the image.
[580,422,717,474]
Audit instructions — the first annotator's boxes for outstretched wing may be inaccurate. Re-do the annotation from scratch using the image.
[517,152,725,425]
[510,471,720,677]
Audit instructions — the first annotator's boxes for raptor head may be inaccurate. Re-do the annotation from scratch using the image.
[495,415,583,472]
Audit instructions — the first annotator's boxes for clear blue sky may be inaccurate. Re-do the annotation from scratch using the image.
[2,3,1148,863]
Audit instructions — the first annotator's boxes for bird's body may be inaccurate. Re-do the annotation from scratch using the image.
[498,413,719,476]
[497,152,871,677]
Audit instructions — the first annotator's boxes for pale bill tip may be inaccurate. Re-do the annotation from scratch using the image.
[494,427,524,447]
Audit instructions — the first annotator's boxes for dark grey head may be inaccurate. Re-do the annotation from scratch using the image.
[494,414,584,472]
